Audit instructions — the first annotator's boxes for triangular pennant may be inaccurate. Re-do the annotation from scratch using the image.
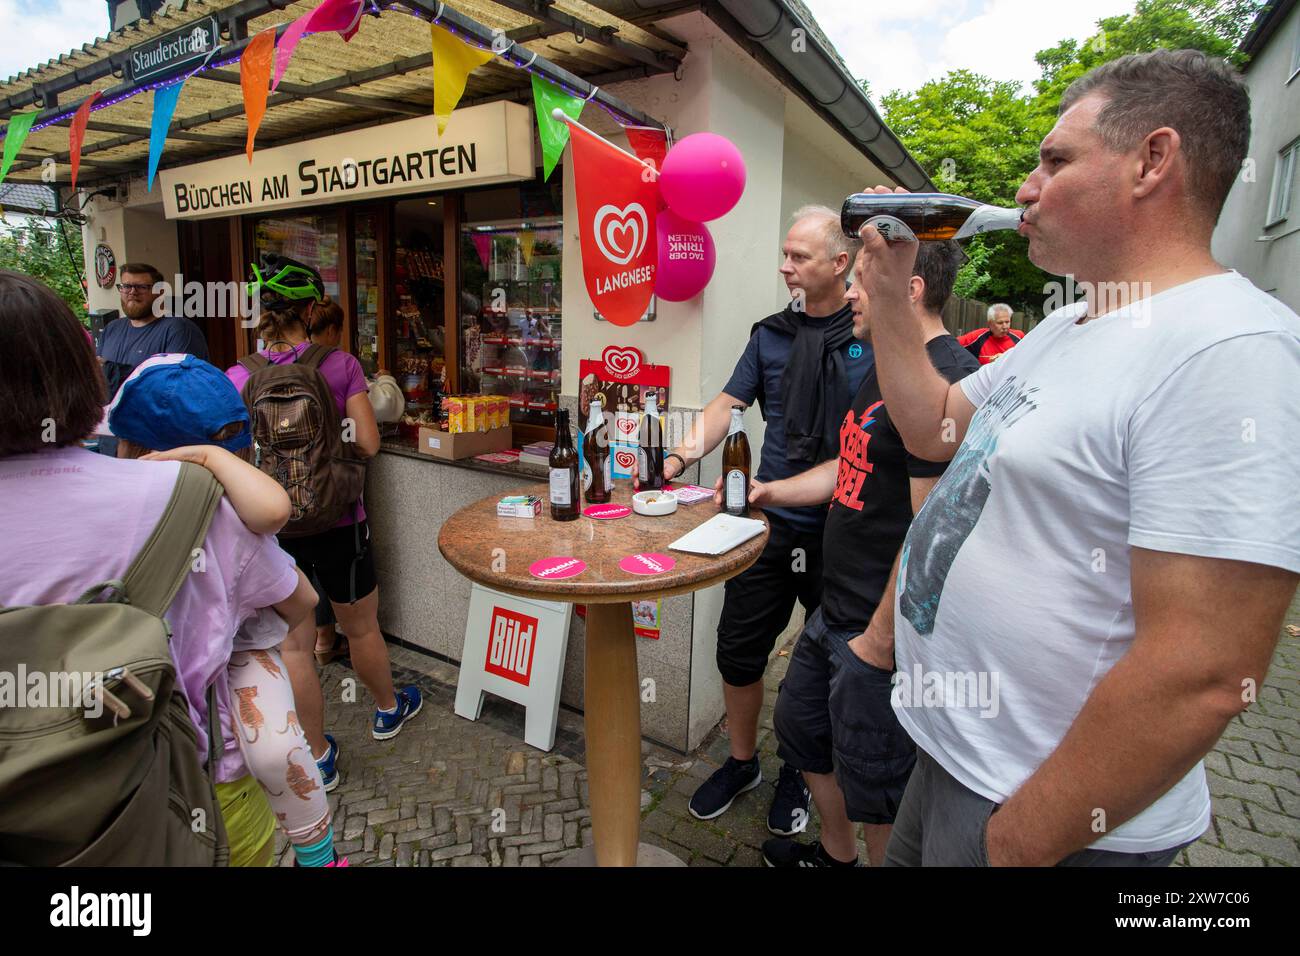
[272,13,311,91]
[623,126,668,173]
[70,92,102,190]
[431,24,494,136]
[531,74,584,182]
[519,228,535,266]
[308,0,365,40]
[471,232,492,269]
[242,26,277,161]
[147,80,185,192]
[0,110,39,186]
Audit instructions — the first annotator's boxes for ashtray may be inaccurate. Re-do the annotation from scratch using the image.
[632,490,679,516]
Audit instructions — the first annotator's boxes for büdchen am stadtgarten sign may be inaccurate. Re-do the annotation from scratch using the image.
[159,101,533,220]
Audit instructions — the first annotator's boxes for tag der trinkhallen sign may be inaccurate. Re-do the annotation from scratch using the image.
[159,101,535,220]
[130,17,221,86]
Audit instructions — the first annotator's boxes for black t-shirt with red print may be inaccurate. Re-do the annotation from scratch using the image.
[819,334,979,631]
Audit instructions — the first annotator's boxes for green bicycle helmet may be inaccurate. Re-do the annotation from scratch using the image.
[249,253,325,311]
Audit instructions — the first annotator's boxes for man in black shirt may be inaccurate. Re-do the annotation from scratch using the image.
[741,240,980,867]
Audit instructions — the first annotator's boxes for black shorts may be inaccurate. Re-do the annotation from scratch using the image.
[715,513,824,687]
[773,607,916,824]
[278,520,377,608]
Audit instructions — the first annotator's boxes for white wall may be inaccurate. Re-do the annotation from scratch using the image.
[1212,4,1300,314]
[81,175,179,314]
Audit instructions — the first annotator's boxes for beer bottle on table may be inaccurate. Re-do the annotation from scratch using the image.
[583,400,612,504]
[722,405,751,517]
[549,409,580,521]
[637,388,665,492]
[840,192,1023,242]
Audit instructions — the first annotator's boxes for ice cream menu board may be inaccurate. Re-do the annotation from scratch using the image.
[577,346,671,481]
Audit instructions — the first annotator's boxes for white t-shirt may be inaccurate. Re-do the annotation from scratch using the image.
[892,271,1300,853]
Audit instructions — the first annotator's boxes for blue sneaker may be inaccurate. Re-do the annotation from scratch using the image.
[315,734,340,792]
[372,686,423,740]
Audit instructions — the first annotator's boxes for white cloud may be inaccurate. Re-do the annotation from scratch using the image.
[0,1,110,84]
[803,0,1138,98]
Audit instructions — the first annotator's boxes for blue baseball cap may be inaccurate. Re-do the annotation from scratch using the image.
[102,353,251,453]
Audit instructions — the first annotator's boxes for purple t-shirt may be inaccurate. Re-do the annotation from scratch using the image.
[227,343,369,527]
[0,447,298,776]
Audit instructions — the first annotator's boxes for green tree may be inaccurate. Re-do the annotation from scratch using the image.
[880,0,1266,316]
[0,216,87,323]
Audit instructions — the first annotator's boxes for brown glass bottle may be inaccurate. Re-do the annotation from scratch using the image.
[840,192,1022,242]
[549,409,580,521]
[722,405,751,517]
[582,400,612,504]
[637,389,665,492]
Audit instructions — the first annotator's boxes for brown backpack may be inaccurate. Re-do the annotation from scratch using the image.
[0,463,229,866]
[239,344,366,537]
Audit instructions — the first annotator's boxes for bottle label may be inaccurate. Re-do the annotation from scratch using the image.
[604,458,612,487]
[725,469,746,509]
[582,462,592,492]
[637,448,647,481]
[549,468,572,506]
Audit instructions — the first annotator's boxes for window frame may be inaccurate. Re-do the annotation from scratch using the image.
[1265,138,1299,227]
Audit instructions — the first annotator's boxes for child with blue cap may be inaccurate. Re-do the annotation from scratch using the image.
[105,353,344,867]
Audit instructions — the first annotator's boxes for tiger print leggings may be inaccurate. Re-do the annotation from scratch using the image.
[227,648,332,846]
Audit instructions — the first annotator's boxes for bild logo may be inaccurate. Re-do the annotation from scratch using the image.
[486,607,538,686]
[593,203,649,266]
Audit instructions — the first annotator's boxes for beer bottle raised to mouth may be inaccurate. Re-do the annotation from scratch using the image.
[840,192,1023,242]
[549,409,580,521]
[722,405,751,517]
[583,400,612,504]
[637,388,665,492]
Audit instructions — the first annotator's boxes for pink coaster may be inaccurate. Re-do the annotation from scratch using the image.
[528,556,588,580]
[583,504,632,520]
[619,553,677,576]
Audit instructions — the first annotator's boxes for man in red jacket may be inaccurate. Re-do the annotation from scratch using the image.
[959,303,1024,364]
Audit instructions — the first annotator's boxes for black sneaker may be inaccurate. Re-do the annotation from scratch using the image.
[767,763,811,836]
[688,756,762,820]
[763,838,860,868]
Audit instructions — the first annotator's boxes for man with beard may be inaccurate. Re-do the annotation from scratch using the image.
[97,262,208,455]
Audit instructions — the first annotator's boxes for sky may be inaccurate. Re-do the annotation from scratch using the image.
[1,0,1142,95]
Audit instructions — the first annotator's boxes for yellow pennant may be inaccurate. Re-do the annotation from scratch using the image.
[432,24,495,136]
[519,228,535,265]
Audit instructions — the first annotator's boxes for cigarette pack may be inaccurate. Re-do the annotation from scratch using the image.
[497,494,542,518]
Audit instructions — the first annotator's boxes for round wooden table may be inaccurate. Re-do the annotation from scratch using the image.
[438,482,769,866]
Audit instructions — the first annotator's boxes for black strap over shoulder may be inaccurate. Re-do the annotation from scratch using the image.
[296,344,335,371]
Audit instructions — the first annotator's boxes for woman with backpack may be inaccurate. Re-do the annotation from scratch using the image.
[228,255,422,792]
[0,270,316,866]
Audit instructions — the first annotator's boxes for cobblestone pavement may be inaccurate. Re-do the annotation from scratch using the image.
[278,589,1300,866]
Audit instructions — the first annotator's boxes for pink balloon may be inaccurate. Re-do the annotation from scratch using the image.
[659,133,746,222]
[655,210,715,302]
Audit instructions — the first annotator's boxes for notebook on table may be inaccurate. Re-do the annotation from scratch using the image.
[669,514,767,556]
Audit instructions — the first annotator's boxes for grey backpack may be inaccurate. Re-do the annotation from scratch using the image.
[0,463,230,866]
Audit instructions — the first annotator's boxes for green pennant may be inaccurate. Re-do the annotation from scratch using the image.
[531,74,584,182]
[0,111,39,186]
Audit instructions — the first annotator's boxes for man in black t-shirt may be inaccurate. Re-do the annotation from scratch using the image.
[736,240,980,867]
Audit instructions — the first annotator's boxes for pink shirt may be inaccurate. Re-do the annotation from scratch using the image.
[0,447,298,779]
[227,343,369,527]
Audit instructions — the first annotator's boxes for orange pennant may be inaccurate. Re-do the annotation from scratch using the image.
[241,27,277,162]
[69,91,102,190]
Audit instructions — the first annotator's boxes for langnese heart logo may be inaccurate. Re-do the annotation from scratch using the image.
[616,417,638,437]
[593,203,649,266]
[602,346,641,380]
[614,449,637,471]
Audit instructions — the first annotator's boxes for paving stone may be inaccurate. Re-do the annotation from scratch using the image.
[1217,820,1300,865]
[429,843,473,862]
[417,803,433,830]
[395,842,413,867]
[1206,771,1283,811]
[378,832,394,859]
[452,855,489,866]
[1226,755,1300,794]
[1184,842,1265,867]
[503,846,520,867]
[367,807,400,826]
[668,820,734,863]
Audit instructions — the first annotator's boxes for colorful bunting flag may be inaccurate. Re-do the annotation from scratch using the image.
[623,126,669,173]
[147,81,185,192]
[470,233,492,269]
[274,0,366,92]
[242,26,277,161]
[531,74,584,182]
[0,110,39,187]
[519,229,535,266]
[69,92,102,190]
[431,24,494,136]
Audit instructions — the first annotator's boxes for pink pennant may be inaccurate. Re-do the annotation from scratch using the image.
[471,233,492,268]
[307,0,365,40]
[272,14,311,92]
